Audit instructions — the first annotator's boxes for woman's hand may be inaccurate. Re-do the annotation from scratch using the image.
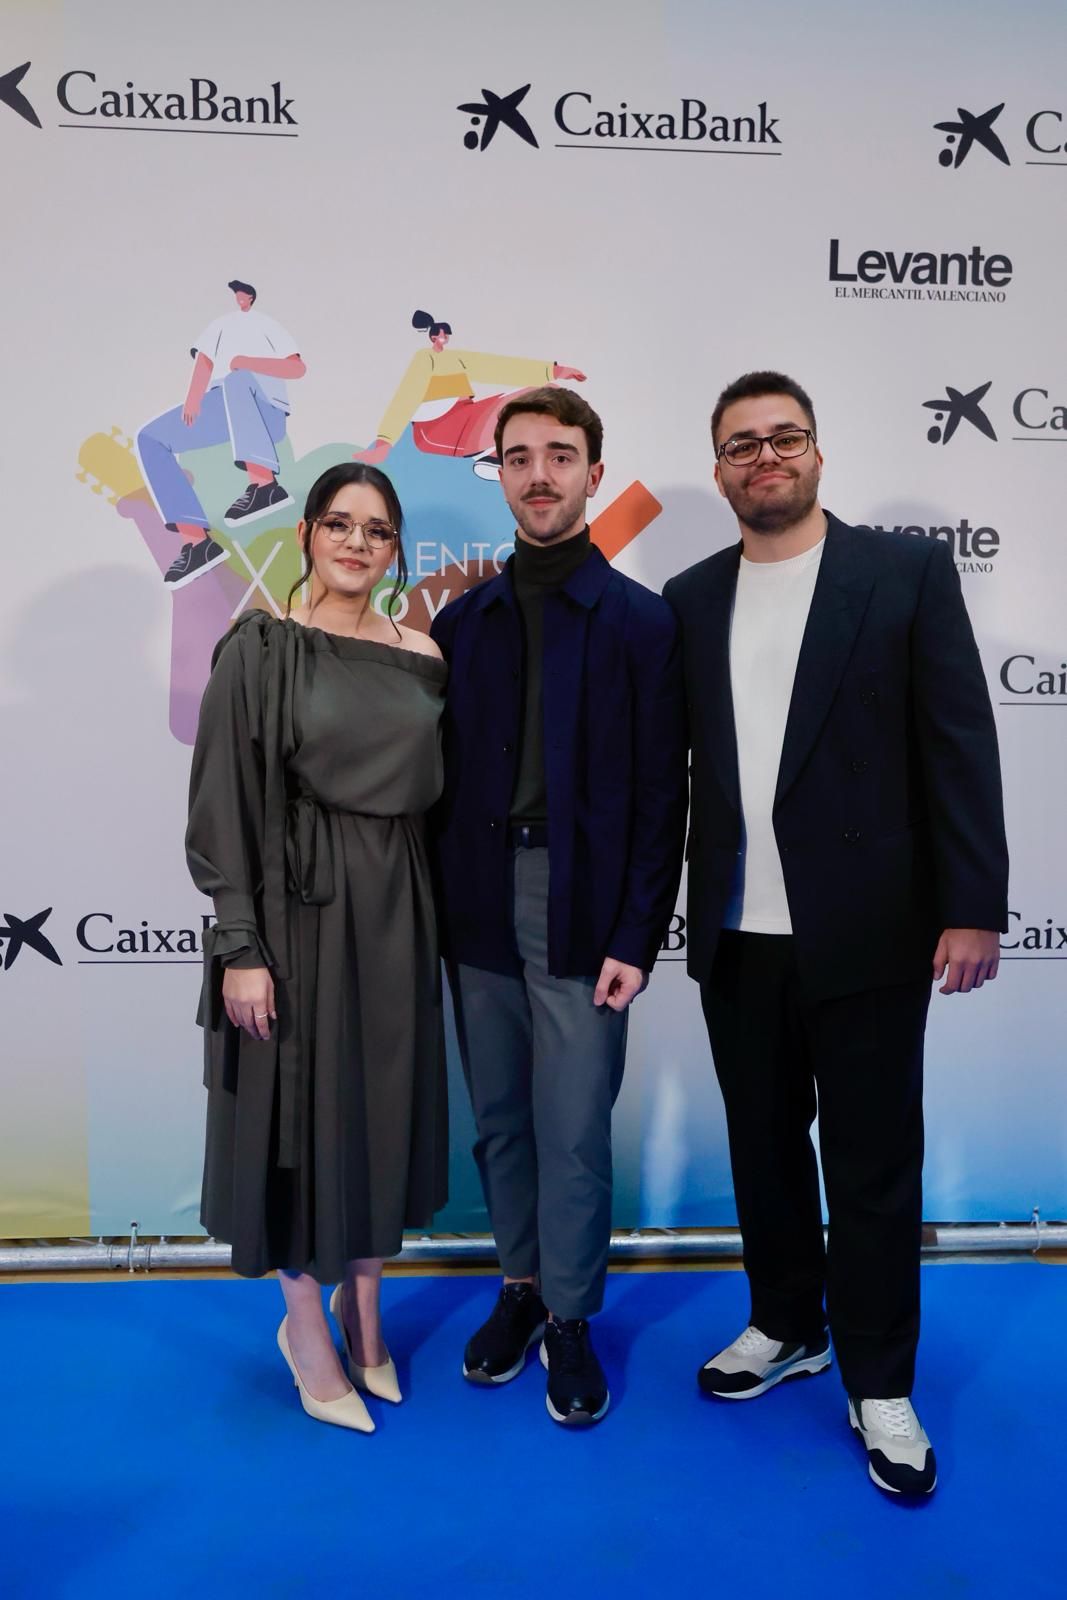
[222,966,276,1040]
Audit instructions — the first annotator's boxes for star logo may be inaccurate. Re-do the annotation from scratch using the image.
[934,104,1010,169]
[0,907,63,970]
[922,382,998,445]
[457,84,538,151]
[0,62,41,129]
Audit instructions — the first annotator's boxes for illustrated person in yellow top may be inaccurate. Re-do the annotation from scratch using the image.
[356,309,586,480]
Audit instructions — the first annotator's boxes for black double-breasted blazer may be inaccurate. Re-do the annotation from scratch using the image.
[662,512,1009,1001]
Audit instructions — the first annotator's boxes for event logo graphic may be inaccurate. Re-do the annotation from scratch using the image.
[80,289,661,744]
[0,908,62,971]
[923,382,997,444]
[935,104,1010,168]
[0,61,40,127]
[457,84,538,151]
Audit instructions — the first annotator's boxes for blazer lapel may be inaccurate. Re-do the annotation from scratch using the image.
[775,518,873,808]
[696,547,742,815]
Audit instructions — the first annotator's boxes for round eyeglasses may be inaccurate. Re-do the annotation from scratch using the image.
[717,428,814,468]
[314,514,396,548]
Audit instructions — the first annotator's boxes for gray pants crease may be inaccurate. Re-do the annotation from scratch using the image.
[450,846,627,1320]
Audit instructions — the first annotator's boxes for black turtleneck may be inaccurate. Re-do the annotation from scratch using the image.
[509,526,593,823]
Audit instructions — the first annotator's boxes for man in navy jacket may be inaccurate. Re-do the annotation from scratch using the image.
[663,371,1008,1497]
[431,387,686,1426]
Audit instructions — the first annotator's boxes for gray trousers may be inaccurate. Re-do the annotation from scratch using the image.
[449,846,628,1319]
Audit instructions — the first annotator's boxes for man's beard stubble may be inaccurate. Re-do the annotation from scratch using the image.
[722,464,820,536]
[509,484,587,544]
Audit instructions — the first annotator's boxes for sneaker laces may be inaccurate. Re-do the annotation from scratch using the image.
[491,1283,535,1324]
[230,485,257,511]
[732,1325,778,1356]
[549,1319,587,1376]
[864,1397,917,1438]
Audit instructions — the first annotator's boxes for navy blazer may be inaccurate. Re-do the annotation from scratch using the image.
[663,513,1009,1001]
[430,544,688,979]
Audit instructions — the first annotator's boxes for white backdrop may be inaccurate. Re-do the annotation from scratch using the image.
[1,0,1064,1239]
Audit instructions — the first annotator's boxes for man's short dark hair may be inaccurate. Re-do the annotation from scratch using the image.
[227,278,257,303]
[494,385,603,464]
[711,371,816,447]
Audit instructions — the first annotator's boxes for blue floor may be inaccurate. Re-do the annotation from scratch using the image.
[3,1264,1061,1598]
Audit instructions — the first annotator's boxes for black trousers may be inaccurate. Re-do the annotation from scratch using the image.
[700,930,930,1398]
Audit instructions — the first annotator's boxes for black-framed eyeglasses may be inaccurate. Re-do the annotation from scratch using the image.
[314,514,397,548]
[717,428,814,467]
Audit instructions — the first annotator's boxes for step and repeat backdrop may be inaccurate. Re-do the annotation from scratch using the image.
[2,0,1064,1239]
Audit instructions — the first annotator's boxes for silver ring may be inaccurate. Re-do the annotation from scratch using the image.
[254,1012,269,1019]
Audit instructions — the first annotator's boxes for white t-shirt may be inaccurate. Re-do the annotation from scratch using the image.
[724,537,826,934]
[194,309,299,414]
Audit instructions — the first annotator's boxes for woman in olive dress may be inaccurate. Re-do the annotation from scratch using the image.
[187,463,448,1433]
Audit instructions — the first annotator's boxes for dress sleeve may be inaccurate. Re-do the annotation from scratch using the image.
[186,619,275,981]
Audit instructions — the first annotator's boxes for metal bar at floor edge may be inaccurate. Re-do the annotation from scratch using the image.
[0,1222,1065,1273]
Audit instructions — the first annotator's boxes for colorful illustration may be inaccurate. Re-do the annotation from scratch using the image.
[355,309,585,480]
[80,294,660,745]
[135,279,305,588]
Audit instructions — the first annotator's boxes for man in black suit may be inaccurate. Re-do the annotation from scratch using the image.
[663,371,1008,1498]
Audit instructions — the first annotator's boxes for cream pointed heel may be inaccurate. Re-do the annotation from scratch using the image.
[329,1285,402,1404]
[276,1317,375,1433]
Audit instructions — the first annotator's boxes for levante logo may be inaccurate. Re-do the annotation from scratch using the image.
[829,240,1012,303]
[0,59,297,134]
[933,101,1067,169]
[457,82,782,155]
[858,516,1001,576]
[923,382,1067,445]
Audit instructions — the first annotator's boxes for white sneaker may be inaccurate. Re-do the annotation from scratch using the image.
[697,1324,831,1399]
[849,1396,937,1496]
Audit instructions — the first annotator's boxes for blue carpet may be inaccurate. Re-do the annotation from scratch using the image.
[2,1264,1061,1599]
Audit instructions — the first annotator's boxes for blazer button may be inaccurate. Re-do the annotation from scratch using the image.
[843,828,862,843]
[503,742,514,754]
[489,818,501,831]
[850,759,868,775]
[860,688,878,706]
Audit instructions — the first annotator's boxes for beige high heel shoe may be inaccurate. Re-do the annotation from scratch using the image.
[276,1316,375,1433]
[329,1285,402,1404]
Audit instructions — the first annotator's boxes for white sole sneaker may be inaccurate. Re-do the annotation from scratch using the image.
[462,1322,546,1385]
[704,1345,832,1401]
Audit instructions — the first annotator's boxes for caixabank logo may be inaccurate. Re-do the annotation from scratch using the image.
[0,904,216,973]
[829,239,1012,304]
[0,58,297,136]
[0,908,62,971]
[921,381,1067,446]
[456,81,782,157]
[1001,911,1067,958]
[933,100,1067,169]
[998,653,1067,705]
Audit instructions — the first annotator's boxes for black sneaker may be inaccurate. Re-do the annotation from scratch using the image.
[697,1324,832,1399]
[540,1318,610,1426]
[462,1283,547,1385]
[163,537,229,589]
[223,479,294,528]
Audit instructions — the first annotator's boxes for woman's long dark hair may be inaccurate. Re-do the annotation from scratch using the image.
[285,463,409,634]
